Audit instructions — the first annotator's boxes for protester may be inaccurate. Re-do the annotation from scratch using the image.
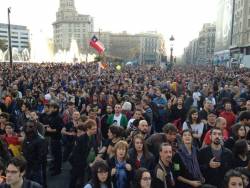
[152,143,175,188]
[83,160,112,188]
[128,134,155,175]
[69,119,98,188]
[109,140,132,188]
[133,168,152,188]
[223,169,244,188]
[0,62,250,187]
[0,157,42,188]
[173,129,204,188]
[199,127,233,187]
[22,121,47,186]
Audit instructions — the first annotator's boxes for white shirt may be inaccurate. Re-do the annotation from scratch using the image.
[113,114,122,126]
[183,121,204,138]
[127,118,135,129]
[192,92,201,107]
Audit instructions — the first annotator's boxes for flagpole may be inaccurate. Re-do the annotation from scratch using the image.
[7,7,13,69]
[86,46,88,63]
[98,28,101,74]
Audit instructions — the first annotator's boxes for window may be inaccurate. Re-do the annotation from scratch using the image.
[248,19,250,27]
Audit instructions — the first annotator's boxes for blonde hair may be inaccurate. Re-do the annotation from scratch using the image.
[114,140,129,159]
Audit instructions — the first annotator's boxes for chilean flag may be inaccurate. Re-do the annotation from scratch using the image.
[89,35,105,53]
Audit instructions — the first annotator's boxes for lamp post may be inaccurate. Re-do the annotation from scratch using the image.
[169,35,175,64]
[7,7,13,68]
[85,21,92,63]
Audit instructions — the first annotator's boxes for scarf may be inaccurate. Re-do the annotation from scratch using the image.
[178,144,204,181]
[115,160,127,188]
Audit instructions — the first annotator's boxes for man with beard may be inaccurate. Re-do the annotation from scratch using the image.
[132,120,150,140]
[198,127,233,187]
[22,121,47,186]
[46,103,63,176]
[29,111,45,137]
[100,105,113,140]
[152,143,175,188]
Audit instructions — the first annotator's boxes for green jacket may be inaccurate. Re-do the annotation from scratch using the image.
[106,113,128,129]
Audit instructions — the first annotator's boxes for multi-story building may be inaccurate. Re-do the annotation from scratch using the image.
[231,0,250,58]
[184,24,215,64]
[137,32,165,64]
[183,39,198,64]
[0,23,29,52]
[214,0,236,65]
[109,32,140,61]
[196,23,216,64]
[106,31,165,63]
[53,0,94,53]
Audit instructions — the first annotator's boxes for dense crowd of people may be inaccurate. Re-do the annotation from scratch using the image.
[0,62,250,188]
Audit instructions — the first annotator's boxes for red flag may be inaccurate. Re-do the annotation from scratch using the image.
[89,35,105,53]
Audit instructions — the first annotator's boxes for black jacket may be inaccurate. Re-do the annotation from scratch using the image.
[69,134,98,172]
[0,179,42,188]
[152,160,175,188]
[47,112,63,140]
[22,134,48,170]
[128,148,155,175]
[198,146,233,187]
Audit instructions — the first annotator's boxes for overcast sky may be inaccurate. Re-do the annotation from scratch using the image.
[0,0,217,56]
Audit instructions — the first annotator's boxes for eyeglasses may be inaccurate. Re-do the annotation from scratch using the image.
[141,177,151,181]
[6,170,19,174]
[97,170,108,174]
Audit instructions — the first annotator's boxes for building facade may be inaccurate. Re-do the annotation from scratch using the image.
[105,31,165,63]
[109,32,140,61]
[183,39,198,64]
[196,23,216,64]
[231,0,250,58]
[137,32,165,64]
[53,0,94,53]
[183,24,215,64]
[0,23,29,52]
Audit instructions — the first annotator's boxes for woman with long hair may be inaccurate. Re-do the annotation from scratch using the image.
[84,160,112,188]
[109,140,132,188]
[232,139,249,168]
[182,108,204,147]
[225,125,247,151]
[133,168,151,188]
[173,129,204,188]
[128,134,154,175]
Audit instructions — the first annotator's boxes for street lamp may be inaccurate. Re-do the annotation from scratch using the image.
[169,35,175,64]
[7,7,13,68]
